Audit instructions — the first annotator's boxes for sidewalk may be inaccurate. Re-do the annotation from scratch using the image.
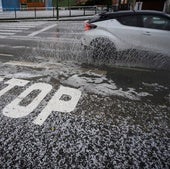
[0,9,97,21]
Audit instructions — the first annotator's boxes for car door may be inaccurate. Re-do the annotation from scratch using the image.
[140,14,170,55]
[108,15,144,50]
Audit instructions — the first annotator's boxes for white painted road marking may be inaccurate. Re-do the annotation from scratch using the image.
[0,78,29,97]
[0,26,36,28]
[4,61,43,68]
[0,30,21,32]
[0,27,30,30]
[0,53,13,57]
[4,61,62,69]
[28,24,57,37]
[0,78,82,125]
[0,35,6,38]
[0,32,15,35]
[0,21,47,38]
[0,77,4,82]
[3,83,52,118]
[33,86,82,126]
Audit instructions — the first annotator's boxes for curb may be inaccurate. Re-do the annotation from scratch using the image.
[0,15,94,22]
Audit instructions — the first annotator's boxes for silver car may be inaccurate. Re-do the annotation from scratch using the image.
[81,10,170,60]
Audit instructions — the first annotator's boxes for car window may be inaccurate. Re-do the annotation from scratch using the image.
[117,15,139,27]
[142,15,170,31]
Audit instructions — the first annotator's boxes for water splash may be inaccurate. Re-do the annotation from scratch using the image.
[62,73,152,101]
[84,47,170,71]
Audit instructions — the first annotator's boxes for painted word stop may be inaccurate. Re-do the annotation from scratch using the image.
[0,77,82,126]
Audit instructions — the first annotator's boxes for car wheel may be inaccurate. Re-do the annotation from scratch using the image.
[90,38,117,64]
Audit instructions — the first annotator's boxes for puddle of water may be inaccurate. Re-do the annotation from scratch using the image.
[62,73,152,101]
[105,66,170,106]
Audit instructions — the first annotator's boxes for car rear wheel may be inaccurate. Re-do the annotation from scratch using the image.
[90,38,117,64]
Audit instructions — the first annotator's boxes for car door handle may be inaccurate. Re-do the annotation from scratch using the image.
[143,32,151,36]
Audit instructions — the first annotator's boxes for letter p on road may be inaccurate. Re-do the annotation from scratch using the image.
[33,86,81,126]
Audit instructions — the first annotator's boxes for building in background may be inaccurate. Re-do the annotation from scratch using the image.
[119,0,129,10]
[76,0,88,5]
[117,0,169,12]
[46,0,52,8]
[1,0,20,11]
[135,0,166,11]
[20,0,46,9]
[1,0,53,11]
[112,0,119,11]
[0,0,2,12]
[164,0,170,13]
[0,0,169,12]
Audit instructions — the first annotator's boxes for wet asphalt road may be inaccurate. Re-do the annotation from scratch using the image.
[0,21,169,168]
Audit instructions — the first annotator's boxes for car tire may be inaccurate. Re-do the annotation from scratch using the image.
[90,38,117,64]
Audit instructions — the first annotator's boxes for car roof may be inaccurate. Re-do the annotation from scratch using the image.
[89,10,170,23]
[100,10,169,17]
[103,10,165,15]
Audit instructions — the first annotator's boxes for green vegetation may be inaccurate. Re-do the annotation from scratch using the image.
[84,0,112,6]
[53,0,113,7]
[53,0,77,7]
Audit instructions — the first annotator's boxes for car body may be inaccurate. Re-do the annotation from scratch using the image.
[81,10,170,57]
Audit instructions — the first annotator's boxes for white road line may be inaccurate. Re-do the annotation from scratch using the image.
[0,27,29,30]
[0,77,4,81]
[28,24,57,37]
[7,35,80,43]
[4,61,62,69]
[0,30,21,32]
[0,26,36,28]
[0,35,6,38]
[3,23,45,27]
[0,53,13,57]
[0,32,15,35]
[12,46,27,49]
[0,45,6,47]
[4,61,39,68]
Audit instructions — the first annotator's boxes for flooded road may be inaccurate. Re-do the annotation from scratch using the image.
[0,21,169,168]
